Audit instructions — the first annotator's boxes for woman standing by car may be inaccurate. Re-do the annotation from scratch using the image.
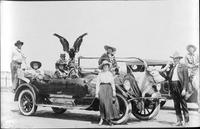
[95,60,119,126]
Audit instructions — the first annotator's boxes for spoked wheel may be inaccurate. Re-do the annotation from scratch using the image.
[132,98,160,120]
[52,107,66,114]
[111,93,132,124]
[18,89,37,116]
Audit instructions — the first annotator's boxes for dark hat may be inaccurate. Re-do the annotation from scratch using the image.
[170,51,183,59]
[30,61,42,69]
[104,45,116,52]
[15,40,24,46]
[98,60,111,69]
[186,44,197,52]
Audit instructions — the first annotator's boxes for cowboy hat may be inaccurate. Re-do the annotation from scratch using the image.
[104,45,116,52]
[15,40,24,46]
[30,61,42,69]
[186,44,197,52]
[170,51,183,59]
[98,60,111,69]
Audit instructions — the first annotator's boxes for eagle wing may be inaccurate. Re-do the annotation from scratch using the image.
[73,33,87,53]
[53,33,70,53]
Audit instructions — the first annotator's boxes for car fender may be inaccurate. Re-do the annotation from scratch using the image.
[14,83,39,104]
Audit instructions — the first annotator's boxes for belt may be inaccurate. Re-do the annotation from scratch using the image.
[12,60,22,64]
[100,82,111,85]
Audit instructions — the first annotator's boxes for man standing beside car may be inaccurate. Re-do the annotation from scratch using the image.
[10,40,26,92]
[184,44,199,112]
[161,51,190,127]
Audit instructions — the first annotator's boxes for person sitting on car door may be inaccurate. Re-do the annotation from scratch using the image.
[54,60,68,79]
[98,45,119,75]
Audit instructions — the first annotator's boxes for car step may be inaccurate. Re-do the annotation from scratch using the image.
[36,104,89,110]
[37,103,74,109]
[49,94,73,99]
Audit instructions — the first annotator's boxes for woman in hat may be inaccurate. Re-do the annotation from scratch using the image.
[95,60,119,126]
[98,45,119,75]
[10,40,26,92]
[185,44,200,112]
[24,61,44,81]
[54,60,68,79]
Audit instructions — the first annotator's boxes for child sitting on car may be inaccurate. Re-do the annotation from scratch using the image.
[24,61,45,82]
[54,60,68,79]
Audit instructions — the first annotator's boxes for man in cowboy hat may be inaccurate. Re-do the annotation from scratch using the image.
[10,40,27,92]
[161,51,190,126]
[54,60,68,79]
[98,45,119,75]
[184,44,199,112]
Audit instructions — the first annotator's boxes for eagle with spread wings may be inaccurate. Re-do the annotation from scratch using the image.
[53,33,87,60]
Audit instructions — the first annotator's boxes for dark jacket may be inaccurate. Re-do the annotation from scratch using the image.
[98,53,117,68]
[170,63,189,90]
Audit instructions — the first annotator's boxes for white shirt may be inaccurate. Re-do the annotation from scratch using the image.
[172,64,179,81]
[11,47,26,63]
[95,71,116,95]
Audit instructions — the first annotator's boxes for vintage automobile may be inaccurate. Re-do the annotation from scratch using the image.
[124,59,198,107]
[14,56,165,124]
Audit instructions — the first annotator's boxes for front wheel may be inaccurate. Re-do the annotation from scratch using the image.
[111,93,132,124]
[18,89,37,116]
[52,107,66,114]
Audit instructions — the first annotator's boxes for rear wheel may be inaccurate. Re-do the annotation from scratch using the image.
[131,98,160,120]
[18,89,37,116]
[52,107,66,114]
[111,93,132,124]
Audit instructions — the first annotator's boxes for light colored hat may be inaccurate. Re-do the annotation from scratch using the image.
[170,51,183,59]
[30,61,42,69]
[186,44,197,52]
[104,45,116,52]
[98,60,111,69]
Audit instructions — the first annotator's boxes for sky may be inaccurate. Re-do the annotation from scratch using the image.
[1,0,199,72]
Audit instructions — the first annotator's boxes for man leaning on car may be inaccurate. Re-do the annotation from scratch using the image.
[160,51,190,127]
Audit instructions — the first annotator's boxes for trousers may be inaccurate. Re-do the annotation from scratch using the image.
[10,61,21,90]
[169,81,189,123]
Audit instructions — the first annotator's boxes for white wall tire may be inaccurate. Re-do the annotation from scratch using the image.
[132,99,160,120]
[111,93,132,124]
[18,89,37,116]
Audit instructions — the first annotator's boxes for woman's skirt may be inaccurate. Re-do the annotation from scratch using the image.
[99,83,119,120]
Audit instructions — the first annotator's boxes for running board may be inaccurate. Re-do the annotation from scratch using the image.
[49,94,74,99]
[36,104,89,110]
